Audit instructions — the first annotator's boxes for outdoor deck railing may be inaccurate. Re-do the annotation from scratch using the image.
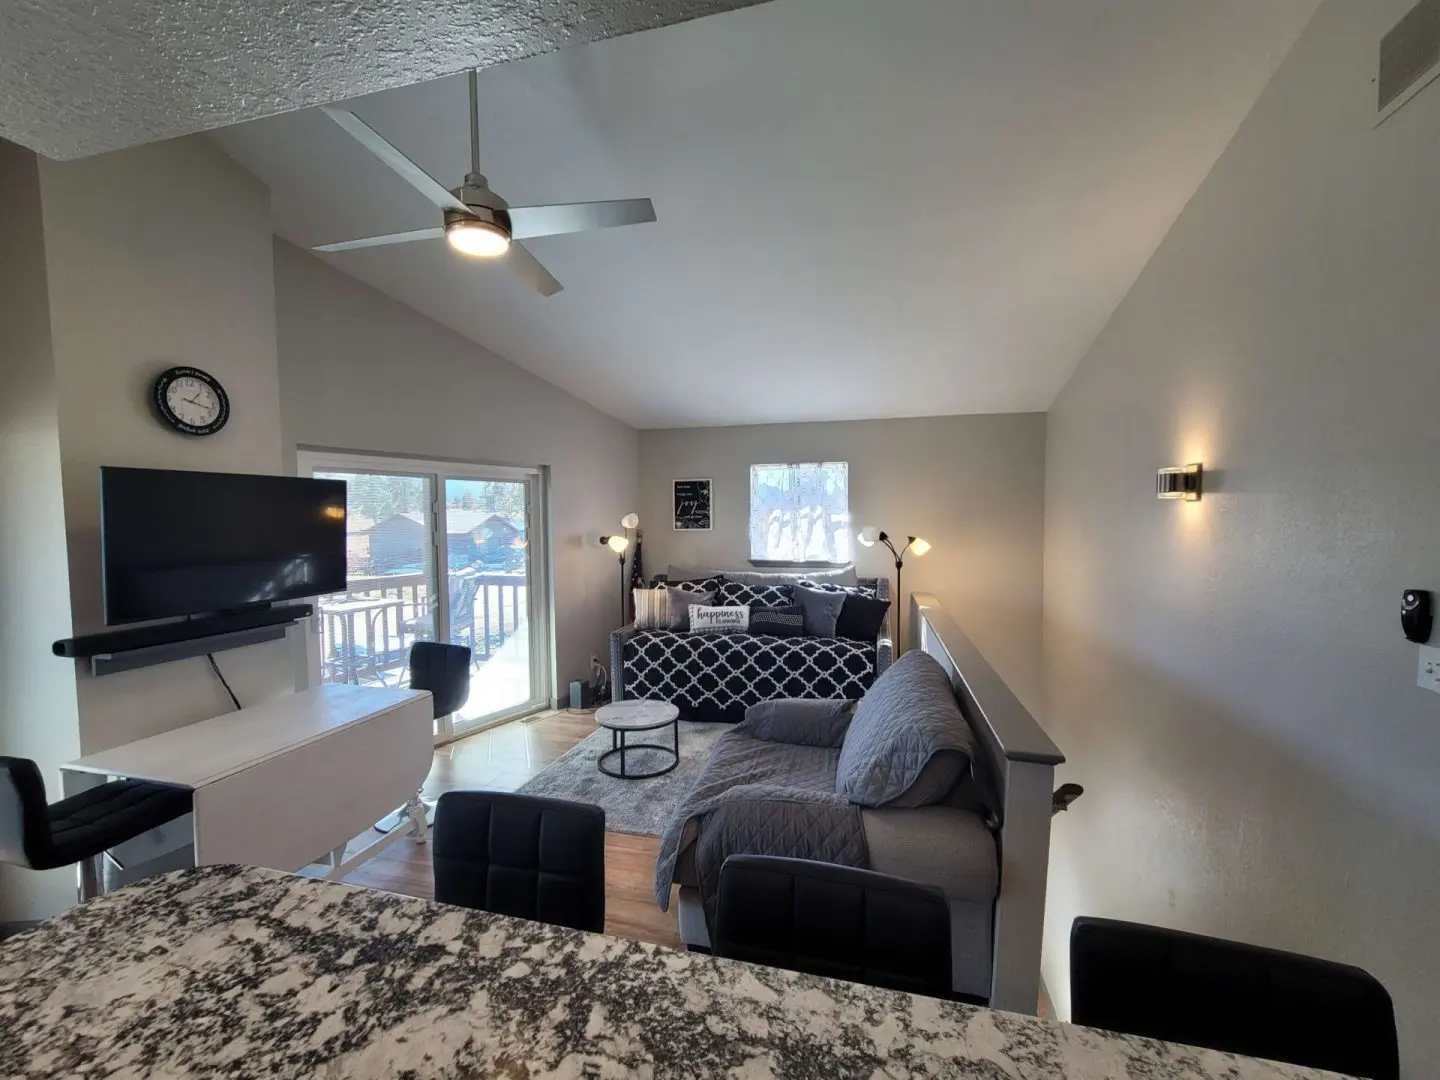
[320,570,528,685]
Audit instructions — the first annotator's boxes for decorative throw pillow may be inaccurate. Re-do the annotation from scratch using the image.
[717,580,794,609]
[792,583,848,638]
[747,604,806,638]
[664,585,713,631]
[632,587,670,630]
[667,576,723,593]
[835,594,891,642]
[798,579,878,598]
[689,604,749,634]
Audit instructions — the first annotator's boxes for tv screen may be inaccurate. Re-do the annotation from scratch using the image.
[100,467,348,625]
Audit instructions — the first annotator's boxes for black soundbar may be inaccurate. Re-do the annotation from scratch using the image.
[53,603,313,660]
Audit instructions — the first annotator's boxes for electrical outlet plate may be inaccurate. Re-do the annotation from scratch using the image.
[1418,645,1440,695]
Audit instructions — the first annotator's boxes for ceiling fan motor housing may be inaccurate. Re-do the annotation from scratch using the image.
[450,174,512,236]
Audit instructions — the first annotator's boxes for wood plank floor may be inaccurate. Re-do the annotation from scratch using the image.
[338,709,683,950]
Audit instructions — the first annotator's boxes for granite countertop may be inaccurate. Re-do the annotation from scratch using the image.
[0,866,1344,1079]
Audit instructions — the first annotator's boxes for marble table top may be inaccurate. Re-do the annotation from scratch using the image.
[0,866,1345,1079]
[595,699,680,730]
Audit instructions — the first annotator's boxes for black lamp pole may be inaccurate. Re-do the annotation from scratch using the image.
[876,531,919,652]
[599,537,627,627]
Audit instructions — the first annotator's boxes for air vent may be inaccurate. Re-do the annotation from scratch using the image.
[1378,0,1440,123]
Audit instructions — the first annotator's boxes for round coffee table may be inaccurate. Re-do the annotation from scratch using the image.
[595,700,680,779]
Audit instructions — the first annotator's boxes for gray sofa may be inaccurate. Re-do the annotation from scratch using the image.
[655,594,1065,1010]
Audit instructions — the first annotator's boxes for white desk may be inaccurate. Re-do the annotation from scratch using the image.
[61,685,434,888]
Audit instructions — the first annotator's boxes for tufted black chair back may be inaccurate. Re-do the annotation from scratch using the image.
[715,855,952,998]
[0,757,49,869]
[1070,917,1399,1080]
[409,642,471,717]
[432,791,605,932]
[1,755,191,875]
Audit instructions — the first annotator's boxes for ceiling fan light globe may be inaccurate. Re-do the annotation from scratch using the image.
[446,218,510,258]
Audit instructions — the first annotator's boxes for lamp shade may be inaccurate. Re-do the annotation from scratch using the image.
[605,534,630,554]
[620,513,640,530]
[857,526,881,547]
[910,537,932,557]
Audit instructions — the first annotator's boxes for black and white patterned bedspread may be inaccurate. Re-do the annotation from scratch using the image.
[624,630,875,715]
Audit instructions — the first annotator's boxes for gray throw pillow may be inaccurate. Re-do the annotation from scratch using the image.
[792,583,847,637]
[835,651,976,808]
[743,698,856,747]
[664,586,713,630]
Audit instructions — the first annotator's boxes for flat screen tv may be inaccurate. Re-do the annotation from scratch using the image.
[100,467,348,625]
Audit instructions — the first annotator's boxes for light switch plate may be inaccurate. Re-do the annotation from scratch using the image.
[1418,645,1440,695]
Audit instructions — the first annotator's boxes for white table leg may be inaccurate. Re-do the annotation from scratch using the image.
[403,792,428,844]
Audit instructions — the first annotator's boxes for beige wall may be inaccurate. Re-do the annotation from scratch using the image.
[638,415,1046,709]
[0,141,80,920]
[1042,1,1440,1071]
[272,240,640,695]
[38,138,295,757]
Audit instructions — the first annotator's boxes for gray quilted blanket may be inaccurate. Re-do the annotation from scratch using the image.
[653,727,868,925]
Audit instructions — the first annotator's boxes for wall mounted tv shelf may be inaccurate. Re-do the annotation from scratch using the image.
[53,604,312,677]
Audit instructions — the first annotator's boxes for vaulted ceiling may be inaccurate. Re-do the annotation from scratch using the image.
[212,0,1320,429]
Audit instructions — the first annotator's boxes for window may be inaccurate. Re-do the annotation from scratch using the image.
[749,462,851,564]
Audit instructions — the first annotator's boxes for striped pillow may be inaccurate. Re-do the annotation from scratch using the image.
[632,587,669,630]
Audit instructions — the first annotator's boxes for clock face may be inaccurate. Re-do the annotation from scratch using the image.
[165,376,220,428]
[153,366,229,436]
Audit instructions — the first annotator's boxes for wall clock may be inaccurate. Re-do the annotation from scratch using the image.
[152,366,230,437]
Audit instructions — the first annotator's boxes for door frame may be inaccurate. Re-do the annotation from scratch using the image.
[296,448,554,741]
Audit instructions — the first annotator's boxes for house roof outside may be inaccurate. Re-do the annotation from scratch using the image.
[386,510,524,536]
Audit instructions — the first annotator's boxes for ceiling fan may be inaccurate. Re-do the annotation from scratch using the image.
[312,69,656,296]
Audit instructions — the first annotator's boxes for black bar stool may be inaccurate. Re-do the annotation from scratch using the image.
[432,791,606,932]
[374,642,473,840]
[715,855,954,999]
[1070,916,1399,1080]
[0,756,193,901]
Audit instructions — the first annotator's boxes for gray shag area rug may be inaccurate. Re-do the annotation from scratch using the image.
[517,719,731,837]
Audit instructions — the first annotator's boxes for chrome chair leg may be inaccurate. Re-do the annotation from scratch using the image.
[77,854,103,902]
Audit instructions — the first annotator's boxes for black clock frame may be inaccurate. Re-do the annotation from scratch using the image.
[152,365,230,437]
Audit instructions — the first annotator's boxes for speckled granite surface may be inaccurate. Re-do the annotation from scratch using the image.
[0,866,1343,1079]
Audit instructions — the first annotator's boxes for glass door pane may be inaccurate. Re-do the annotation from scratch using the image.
[312,471,440,714]
[442,477,534,731]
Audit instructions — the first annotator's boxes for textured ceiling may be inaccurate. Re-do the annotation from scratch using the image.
[0,0,772,160]
[213,0,1319,428]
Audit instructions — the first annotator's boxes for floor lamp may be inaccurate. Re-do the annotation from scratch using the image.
[857,528,931,652]
[598,533,630,627]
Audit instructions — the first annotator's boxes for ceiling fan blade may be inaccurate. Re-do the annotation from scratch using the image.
[320,107,470,215]
[508,198,656,241]
[504,241,564,296]
[313,227,445,253]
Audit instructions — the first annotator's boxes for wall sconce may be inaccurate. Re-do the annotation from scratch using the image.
[1156,463,1202,501]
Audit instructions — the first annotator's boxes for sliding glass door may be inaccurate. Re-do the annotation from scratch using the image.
[298,451,550,742]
